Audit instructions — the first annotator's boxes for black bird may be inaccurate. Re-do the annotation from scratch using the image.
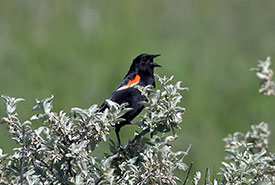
[98,53,161,147]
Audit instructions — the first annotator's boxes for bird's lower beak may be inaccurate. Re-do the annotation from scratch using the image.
[151,62,161,67]
[150,54,161,67]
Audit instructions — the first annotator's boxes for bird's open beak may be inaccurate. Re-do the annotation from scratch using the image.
[150,54,161,67]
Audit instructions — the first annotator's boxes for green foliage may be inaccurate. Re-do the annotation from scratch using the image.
[220,122,275,184]
[0,75,189,184]
[189,122,275,185]
[190,58,275,185]
[1,60,275,184]
[1,0,275,178]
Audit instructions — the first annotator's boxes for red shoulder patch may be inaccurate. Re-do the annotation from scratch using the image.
[117,74,141,91]
[126,74,140,86]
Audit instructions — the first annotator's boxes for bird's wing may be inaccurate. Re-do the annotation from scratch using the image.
[115,73,141,91]
[98,73,141,112]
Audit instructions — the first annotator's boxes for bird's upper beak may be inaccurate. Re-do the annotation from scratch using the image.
[150,54,161,67]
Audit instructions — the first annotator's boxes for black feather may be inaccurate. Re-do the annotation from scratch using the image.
[98,53,161,147]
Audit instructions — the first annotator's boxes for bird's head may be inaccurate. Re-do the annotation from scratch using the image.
[131,53,161,74]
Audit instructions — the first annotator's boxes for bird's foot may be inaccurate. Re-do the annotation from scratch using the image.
[118,144,124,151]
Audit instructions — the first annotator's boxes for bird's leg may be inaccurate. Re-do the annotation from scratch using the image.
[115,121,143,150]
[115,126,123,149]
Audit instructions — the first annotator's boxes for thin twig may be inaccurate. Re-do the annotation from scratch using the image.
[183,162,194,185]
[86,114,93,126]
[204,168,210,185]
[20,125,25,185]
[139,164,159,185]
[159,166,163,185]
[31,159,45,185]
[95,175,104,185]
[117,172,129,184]
[170,144,192,173]
[35,155,54,175]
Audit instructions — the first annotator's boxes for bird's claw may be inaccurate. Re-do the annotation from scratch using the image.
[118,144,124,151]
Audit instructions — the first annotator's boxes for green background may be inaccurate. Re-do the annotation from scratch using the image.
[0,0,274,180]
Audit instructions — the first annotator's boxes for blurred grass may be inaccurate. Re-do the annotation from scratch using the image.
[0,0,274,180]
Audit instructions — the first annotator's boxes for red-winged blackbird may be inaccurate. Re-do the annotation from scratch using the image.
[99,53,161,147]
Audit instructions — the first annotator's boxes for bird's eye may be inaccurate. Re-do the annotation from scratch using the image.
[142,56,147,60]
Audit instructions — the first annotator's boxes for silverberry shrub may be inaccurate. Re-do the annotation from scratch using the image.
[0,58,274,185]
